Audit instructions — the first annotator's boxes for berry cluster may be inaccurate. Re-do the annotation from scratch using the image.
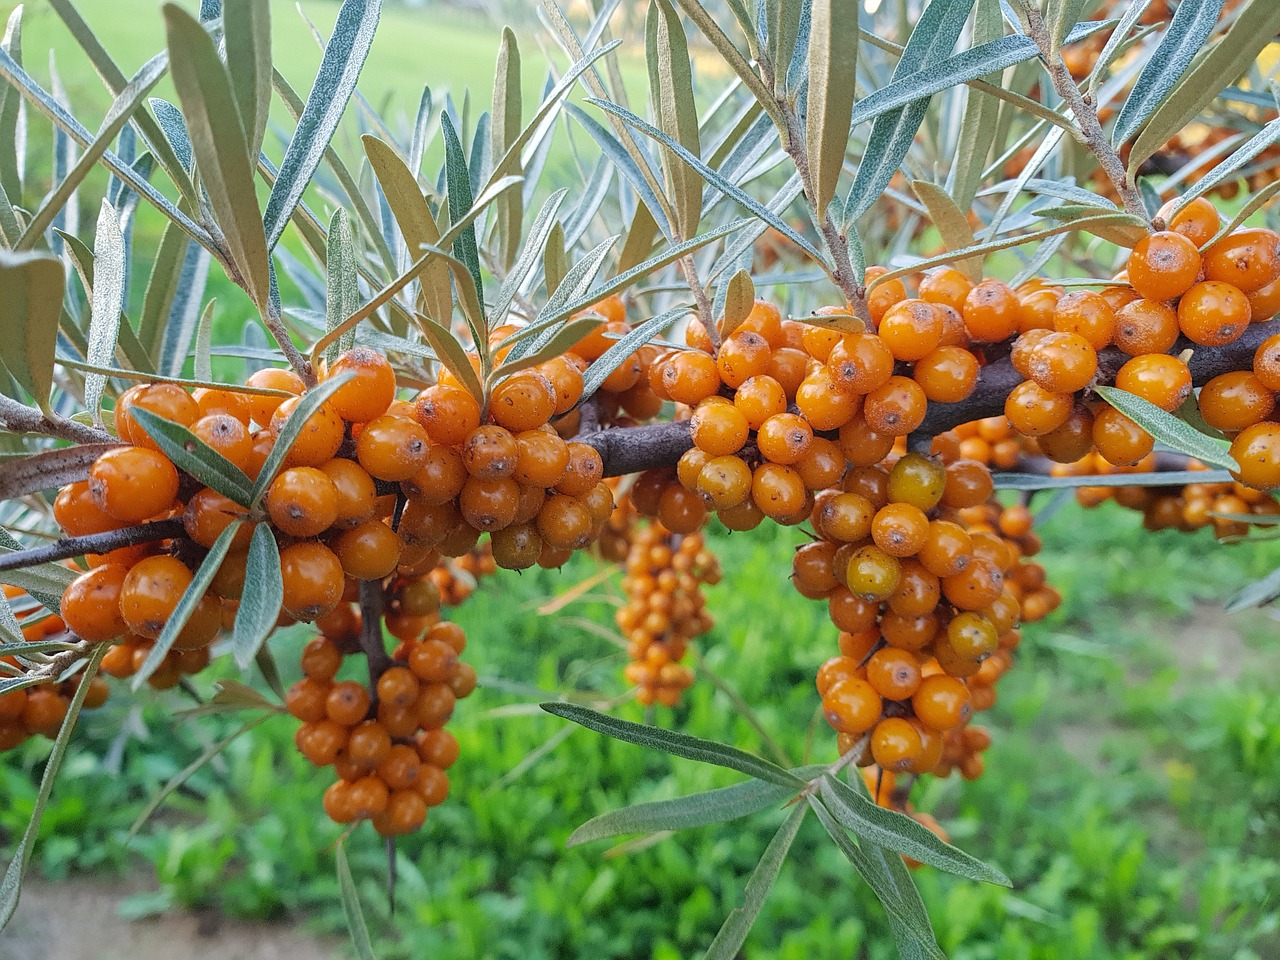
[288,607,472,836]
[617,524,719,706]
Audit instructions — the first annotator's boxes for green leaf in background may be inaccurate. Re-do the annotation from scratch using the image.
[805,0,858,226]
[231,524,283,670]
[249,372,355,505]
[843,0,976,223]
[335,839,377,960]
[1112,0,1225,148]
[0,643,108,934]
[542,701,805,787]
[490,27,523,272]
[263,0,382,251]
[912,181,981,281]
[704,802,807,959]
[16,52,168,250]
[362,134,451,328]
[819,773,1011,885]
[224,0,271,160]
[646,0,702,240]
[949,0,1004,211]
[671,0,783,130]
[0,250,61,412]
[1094,386,1238,472]
[1128,0,1280,170]
[128,713,273,841]
[1174,117,1280,216]
[719,269,756,339]
[84,201,127,427]
[441,112,486,309]
[325,209,360,362]
[163,3,270,308]
[132,522,242,691]
[0,7,23,202]
[130,407,256,507]
[1196,179,1280,253]
[849,34,1040,131]
[569,778,797,847]
[489,188,568,324]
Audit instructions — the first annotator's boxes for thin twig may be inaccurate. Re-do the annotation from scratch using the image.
[0,519,186,573]
[680,254,718,351]
[357,579,392,689]
[263,297,316,388]
[1023,5,1149,222]
[0,395,115,445]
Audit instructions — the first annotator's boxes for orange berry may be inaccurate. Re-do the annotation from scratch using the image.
[912,346,979,403]
[415,384,482,446]
[1177,280,1250,346]
[690,400,749,456]
[266,467,339,537]
[1202,228,1280,293]
[865,648,922,700]
[870,716,922,772]
[1025,332,1097,394]
[191,414,252,470]
[356,415,429,482]
[716,332,771,388]
[878,299,944,361]
[490,372,557,431]
[272,396,344,467]
[755,413,813,465]
[918,267,975,312]
[1004,381,1073,436]
[863,376,927,436]
[279,541,344,621]
[1127,231,1202,301]
[88,447,179,523]
[326,348,396,423]
[61,564,129,642]
[1113,298,1180,355]
[555,443,605,497]
[962,279,1019,342]
[911,674,971,730]
[1160,196,1219,247]
[661,351,721,404]
[1114,354,1191,411]
[1054,290,1116,350]
[244,368,305,428]
[733,375,787,430]
[1230,422,1280,489]
[1199,371,1275,431]
[822,676,883,734]
[827,333,894,393]
[1092,406,1154,466]
[333,519,402,580]
[120,555,193,640]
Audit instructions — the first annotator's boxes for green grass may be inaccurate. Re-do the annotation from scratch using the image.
[4,503,1280,958]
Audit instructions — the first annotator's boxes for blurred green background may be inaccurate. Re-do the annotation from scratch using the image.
[0,2,1278,959]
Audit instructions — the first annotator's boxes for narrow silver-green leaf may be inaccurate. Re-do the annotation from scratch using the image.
[541,701,804,787]
[415,314,484,406]
[1094,386,1238,471]
[335,839,377,960]
[991,468,1232,490]
[1048,0,1090,53]
[249,372,355,505]
[84,201,127,426]
[132,522,241,690]
[17,52,168,249]
[1225,565,1280,613]
[131,407,255,506]
[490,27,523,272]
[1113,0,1225,147]
[231,523,282,669]
[1175,117,1280,216]
[1198,180,1280,253]
[362,134,451,328]
[670,0,783,130]
[1129,0,1280,169]
[263,0,381,251]
[580,306,685,401]
[544,221,568,297]
[569,778,795,847]
[163,3,270,307]
[0,250,61,411]
[441,112,485,307]
[224,0,271,159]
[491,318,603,381]
[912,181,981,281]
[0,643,108,932]
[820,774,1010,885]
[0,7,23,203]
[490,188,568,324]
[325,209,359,362]
[805,0,857,225]
[193,300,217,386]
[950,0,1004,210]
[646,0,702,239]
[704,803,807,960]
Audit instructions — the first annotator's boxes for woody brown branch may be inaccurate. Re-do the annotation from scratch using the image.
[582,317,1280,478]
[0,519,187,574]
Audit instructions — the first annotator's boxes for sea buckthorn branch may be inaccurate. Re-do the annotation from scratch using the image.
[264,297,318,388]
[0,395,116,445]
[0,519,187,574]
[1021,3,1149,222]
[581,317,1280,478]
[357,578,393,685]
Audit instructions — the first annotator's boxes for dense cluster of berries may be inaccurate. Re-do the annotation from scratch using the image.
[287,589,473,836]
[617,525,719,706]
[0,584,109,751]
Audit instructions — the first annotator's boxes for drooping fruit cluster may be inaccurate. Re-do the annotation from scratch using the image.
[288,579,474,836]
[616,524,720,706]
